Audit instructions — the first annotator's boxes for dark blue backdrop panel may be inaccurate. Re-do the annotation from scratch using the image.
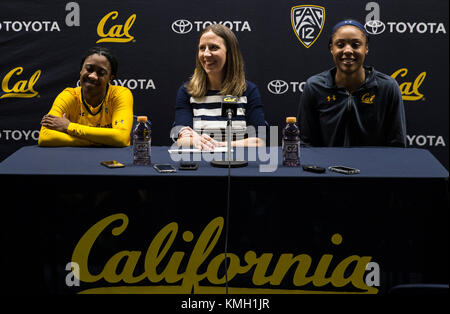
[1,0,448,169]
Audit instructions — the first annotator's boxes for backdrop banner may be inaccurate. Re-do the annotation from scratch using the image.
[1,0,448,168]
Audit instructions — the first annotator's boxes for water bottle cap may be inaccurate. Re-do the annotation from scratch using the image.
[137,116,148,123]
[286,117,297,123]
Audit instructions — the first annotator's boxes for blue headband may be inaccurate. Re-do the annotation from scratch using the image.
[331,20,368,37]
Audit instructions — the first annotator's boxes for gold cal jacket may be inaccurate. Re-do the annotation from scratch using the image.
[38,85,133,147]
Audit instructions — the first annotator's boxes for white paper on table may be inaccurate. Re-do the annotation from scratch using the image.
[168,147,233,153]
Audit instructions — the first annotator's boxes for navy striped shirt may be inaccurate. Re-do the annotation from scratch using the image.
[172,80,266,140]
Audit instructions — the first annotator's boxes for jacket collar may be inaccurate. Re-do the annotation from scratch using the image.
[326,66,377,90]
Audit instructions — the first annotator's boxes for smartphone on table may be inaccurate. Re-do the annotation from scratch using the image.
[153,164,177,173]
[179,162,198,170]
[101,160,125,168]
[328,165,360,175]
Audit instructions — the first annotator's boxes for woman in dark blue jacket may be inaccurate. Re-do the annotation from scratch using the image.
[299,20,407,147]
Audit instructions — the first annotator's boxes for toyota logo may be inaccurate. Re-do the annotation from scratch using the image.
[267,80,289,94]
[171,19,193,34]
[365,20,386,35]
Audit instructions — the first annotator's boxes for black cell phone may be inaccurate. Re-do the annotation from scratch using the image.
[153,164,177,173]
[101,160,125,168]
[328,165,360,175]
[179,162,198,170]
[302,165,326,173]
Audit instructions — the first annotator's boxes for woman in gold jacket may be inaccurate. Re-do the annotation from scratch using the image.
[38,46,133,147]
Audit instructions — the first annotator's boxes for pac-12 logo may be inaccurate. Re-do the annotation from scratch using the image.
[291,5,325,48]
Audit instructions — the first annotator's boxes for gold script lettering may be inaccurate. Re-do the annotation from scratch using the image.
[361,93,375,104]
[96,11,135,43]
[73,214,378,294]
[1,67,40,99]
[72,213,128,283]
[391,68,426,101]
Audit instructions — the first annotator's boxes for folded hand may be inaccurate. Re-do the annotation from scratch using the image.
[41,113,70,132]
[178,126,223,150]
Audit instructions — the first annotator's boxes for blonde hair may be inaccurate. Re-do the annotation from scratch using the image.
[187,24,247,97]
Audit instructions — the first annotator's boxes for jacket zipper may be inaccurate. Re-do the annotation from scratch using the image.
[346,91,352,112]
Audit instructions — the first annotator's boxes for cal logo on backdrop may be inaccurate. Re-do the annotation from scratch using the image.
[391,68,426,101]
[0,67,41,99]
[97,11,136,43]
[291,5,325,48]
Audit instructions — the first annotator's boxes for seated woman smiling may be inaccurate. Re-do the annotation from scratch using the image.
[39,46,133,147]
[172,24,267,150]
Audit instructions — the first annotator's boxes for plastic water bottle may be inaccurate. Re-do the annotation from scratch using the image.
[133,116,151,165]
[282,117,300,167]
